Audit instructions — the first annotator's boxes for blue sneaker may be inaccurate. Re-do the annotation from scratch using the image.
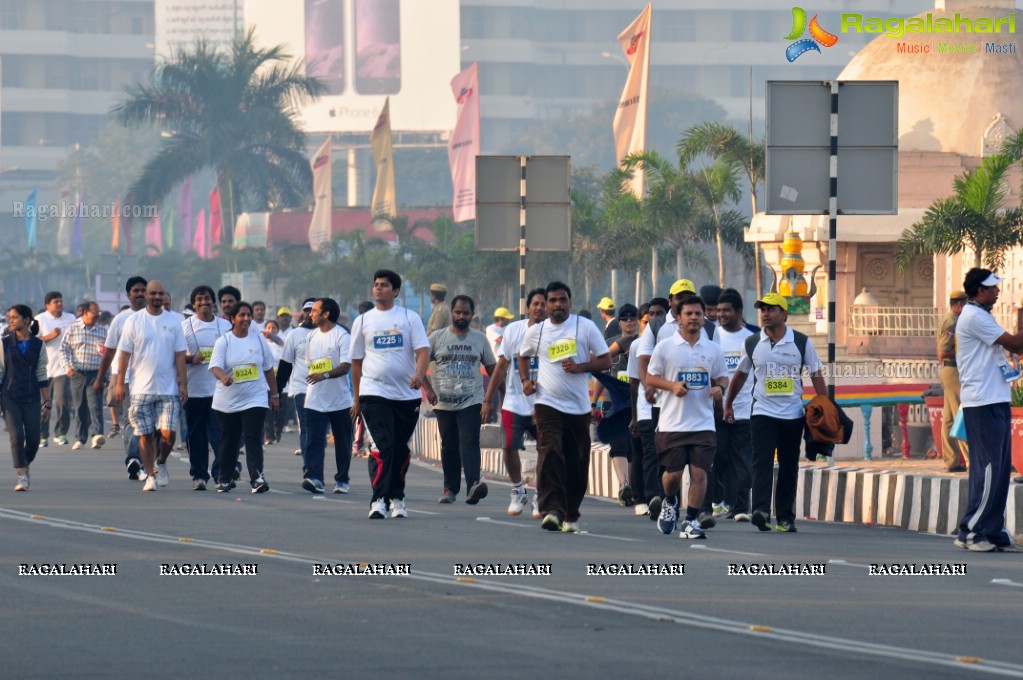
[657,496,679,535]
[680,518,707,540]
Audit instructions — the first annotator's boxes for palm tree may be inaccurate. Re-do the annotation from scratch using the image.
[678,121,765,291]
[620,150,706,280]
[690,159,742,286]
[112,28,324,247]
[895,154,1023,271]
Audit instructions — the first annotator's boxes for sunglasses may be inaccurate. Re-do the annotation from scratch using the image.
[618,314,637,320]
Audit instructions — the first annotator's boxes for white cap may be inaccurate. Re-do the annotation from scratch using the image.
[981,273,1003,286]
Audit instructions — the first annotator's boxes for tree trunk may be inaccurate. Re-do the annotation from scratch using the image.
[675,246,684,281]
[716,221,726,287]
[751,189,763,298]
[651,247,658,297]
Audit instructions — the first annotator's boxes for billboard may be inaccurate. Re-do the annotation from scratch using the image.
[245,0,460,132]
[155,0,242,58]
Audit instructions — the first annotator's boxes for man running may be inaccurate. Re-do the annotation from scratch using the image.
[37,291,77,446]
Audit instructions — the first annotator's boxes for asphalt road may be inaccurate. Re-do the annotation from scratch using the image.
[2,431,1022,679]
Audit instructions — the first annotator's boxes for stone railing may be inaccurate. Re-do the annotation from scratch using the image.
[848,306,1017,336]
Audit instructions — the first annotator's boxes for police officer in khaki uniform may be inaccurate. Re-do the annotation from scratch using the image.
[937,290,969,472]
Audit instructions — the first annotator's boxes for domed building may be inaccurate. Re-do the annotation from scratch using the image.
[748,0,1023,360]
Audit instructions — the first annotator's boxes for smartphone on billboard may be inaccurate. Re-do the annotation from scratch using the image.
[354,0,401,95]
[305,0,345,95]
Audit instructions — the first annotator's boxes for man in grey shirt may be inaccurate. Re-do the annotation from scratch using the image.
[424,294,497,505]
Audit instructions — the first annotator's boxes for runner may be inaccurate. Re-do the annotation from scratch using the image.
[93,276,148,480]
[36,291,76,447]
[181,285,232,490]
[482,287,547,518]
[3,305,51,491]
[209,301,278,493]
[350,269,430,519]
[301,297,354,495]
[647,295,728,540]
[115,280,188,492]
[518,282,611,532]
[277,298,316,461]
[424,294,496,505]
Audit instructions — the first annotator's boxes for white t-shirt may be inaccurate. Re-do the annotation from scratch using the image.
[281,326,313,396]
[37,310,77,379]
[715,325,755,420]
[251,320,266,333]
[501,319,538,416]
[627,347,652,421]
[737,327,822,420]
[956,303,1012,407]
[304,324,353,413]
[117,309,187,396]
[182,316,232,398]
[105,308,136,379]
[350,305,430,400]
[519,314,609,415]
[649,334,727,433]
[210,332,274,412]
[163,309,185,327]
[485,322,506,357]
[265,337,282,370]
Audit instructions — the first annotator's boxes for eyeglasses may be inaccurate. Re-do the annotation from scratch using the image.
[618,315,637,321]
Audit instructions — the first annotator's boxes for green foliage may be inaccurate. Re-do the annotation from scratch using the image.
[112,27,324,244]
[895,154,1023,271]
[1012,379,1023,408]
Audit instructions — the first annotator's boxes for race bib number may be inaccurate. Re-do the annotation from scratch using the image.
[677,368,709,389]
[198,347,213,364]
[373,331,404,351]
[765,377,795,396]
[547,338,577,362]
[309,357,333,375]
[617,371,630,383]
[999,360,1021,383]
[724,351,741,371]
[232,364,260,383]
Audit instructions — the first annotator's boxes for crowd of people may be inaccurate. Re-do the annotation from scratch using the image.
[3,266,1020,552]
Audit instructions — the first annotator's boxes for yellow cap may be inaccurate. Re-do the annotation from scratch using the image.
[950,290,967,301]
[597,297,615,311]
[429,283,447,293]
[494,307,515,320]
[754,293,788,312]
[277,306,293,316]
[669,279,696,296]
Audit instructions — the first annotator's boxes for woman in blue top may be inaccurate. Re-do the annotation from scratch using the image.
[3,305,51,491]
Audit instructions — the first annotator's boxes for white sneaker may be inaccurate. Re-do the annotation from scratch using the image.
[138,467,148,482]
[71,440,83,450]
[91,434,105,449]
[368,499,388,519]
[156,463,170,487]
[389,498,408,519]
[14,474,29,491]
[561,521,581,533]
[143,476,157,492]
[507,488,528,516]
[531,495,541,519]
[634,503,650,516]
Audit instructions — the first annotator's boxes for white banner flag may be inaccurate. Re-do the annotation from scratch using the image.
[612,3,652,198]
[448,63,480,223]
[308,137,332,251]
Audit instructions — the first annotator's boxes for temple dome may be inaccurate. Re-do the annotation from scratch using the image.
[837,0,1023,156]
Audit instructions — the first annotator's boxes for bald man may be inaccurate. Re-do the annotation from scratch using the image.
[115,280,188,492]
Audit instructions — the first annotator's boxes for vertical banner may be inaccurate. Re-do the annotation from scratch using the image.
[178,178,193,253]
[308,137,333,251]
[146,214,163,254]
[209,187,222,254]
[164,211,175,251]
[71,191,83,256]
[57,188,72,256]
[194,208,207,259]
[25,188,38,249]
[612,3,652,198]
[371,97,397,231]
[111,200,121,252]
[447,62,480,223]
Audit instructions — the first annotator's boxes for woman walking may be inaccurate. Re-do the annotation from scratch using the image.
[209,302,279,493]
[3,305,51,491]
